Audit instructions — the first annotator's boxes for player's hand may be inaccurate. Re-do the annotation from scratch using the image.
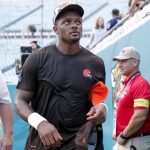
[37,121,62,148]
[86,103,107,124]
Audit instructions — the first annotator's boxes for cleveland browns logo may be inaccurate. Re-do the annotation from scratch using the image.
[83,69,92,78]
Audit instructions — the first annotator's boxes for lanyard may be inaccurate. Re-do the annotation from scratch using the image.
[116,72,141,105]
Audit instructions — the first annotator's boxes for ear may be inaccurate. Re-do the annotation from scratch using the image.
[133,59,138,67]
[53,24,58,34]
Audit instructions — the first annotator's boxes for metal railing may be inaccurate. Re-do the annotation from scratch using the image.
[89,0,150,50]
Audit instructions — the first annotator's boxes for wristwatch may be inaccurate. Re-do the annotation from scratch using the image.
[120,132,128,140]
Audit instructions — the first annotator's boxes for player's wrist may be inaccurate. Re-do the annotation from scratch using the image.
[28,112,47,130]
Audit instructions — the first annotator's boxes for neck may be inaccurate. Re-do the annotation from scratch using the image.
[125,69,139,80]
[56,41,81,55]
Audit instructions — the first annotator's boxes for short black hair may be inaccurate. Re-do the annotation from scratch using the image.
[30,41,37,44]
[112,9,120,16]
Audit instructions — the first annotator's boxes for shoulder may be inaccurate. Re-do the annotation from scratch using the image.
[81,47,104,64]
[28,44,56,61]
[132,75,150,89]
[24,44,58,68]
[35,44,55,55]
[135,75,149,85]
[131,75,150,99]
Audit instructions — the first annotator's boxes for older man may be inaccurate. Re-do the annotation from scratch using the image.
[113,47,150,150]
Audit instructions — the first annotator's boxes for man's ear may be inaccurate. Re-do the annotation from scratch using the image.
[53,24,58,34]
[133,59,139,67]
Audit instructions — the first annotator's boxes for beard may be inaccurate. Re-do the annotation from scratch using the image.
[70,37,80,44]
[59,33,81,44]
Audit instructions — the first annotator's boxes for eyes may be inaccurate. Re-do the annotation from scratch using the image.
[118,59,129,63]
[62,18,82,25]
[117,58,136,64]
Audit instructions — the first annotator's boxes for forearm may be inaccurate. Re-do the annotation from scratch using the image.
[15,90,34,122]
[123,118,144,137]
[0,104,13,136]
[15,98,34,122]
[122,110,147,137]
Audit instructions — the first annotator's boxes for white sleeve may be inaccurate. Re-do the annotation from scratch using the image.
[0,71,11,104]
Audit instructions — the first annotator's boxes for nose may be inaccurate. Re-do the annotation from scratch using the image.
[118,61,123,68]
[71,22,78,28]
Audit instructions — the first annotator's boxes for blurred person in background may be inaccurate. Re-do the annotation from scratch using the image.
[129,0,145,16]
[0,71,13,150]
[15,41,40,75]
[15,2,107,150]
[29,40,41,53]
[112,47,150,150]
[106,8,122,31]
[86,17,106,50]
